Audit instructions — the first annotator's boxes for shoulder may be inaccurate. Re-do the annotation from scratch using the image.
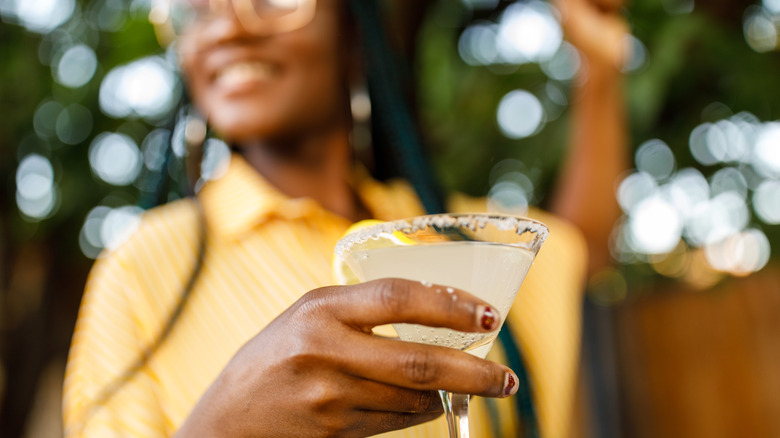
[80,198,204,341]
[87,198,203,303]
[130,198,202,246]
[99,198,202,263]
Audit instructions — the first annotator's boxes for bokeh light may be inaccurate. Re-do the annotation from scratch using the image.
[616,111,776,276]
[458,23,500,66]
[99,56,179,121]
[78,204,143,258]
[650,242,691,278]
[752,122,780,178]
[200,139,231,182]
[635,139,675,180]
[705,229,771,276]
[622,35,649,72]
[665,168,710,220]
[744,6,778,53]
[33,100,64,140]
[56,104,93,145]
[90,0,128,32]
[542,81,568,121]
[497,90,545,139]
[79,206,110,258]
[617,171,658,214]
[686,191,749,246]
[89,132,143,186]
[15,154,59,220]
[627,195,682,255]
[540,42,581,81]
[457,0,563,67]
[587,268,628,305]
[141,129,171,171]
[54,44,98,88]
[689,122,718,165]
[487,181,530,215]
[710,167,748,199]
[101,206,143,250]
[765,0,780,14]
[706,120,750,163]
[753,180,780,224]
[496,0,562,64]
[690,112,767,168]
[486,159,537,215]
[0,0,75,33]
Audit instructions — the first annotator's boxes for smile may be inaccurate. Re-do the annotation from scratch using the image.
[215,61,280,89]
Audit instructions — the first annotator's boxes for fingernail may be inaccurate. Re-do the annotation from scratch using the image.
[479,306,498,331]
[504,372,518,397]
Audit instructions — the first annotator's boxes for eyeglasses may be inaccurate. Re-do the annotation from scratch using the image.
[149,0,317,44]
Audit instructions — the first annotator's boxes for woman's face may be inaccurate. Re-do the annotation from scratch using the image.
[177,0,351,143]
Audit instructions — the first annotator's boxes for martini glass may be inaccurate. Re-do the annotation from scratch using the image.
[334,213,548,438]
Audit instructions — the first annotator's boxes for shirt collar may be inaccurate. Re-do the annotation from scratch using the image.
[198,153,425,239]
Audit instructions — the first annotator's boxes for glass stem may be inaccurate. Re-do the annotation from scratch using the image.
[439,390,470,438]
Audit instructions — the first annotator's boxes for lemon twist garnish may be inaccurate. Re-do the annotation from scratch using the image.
[332,219,415,286]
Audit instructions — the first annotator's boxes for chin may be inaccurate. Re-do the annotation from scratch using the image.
[206,109,274,143]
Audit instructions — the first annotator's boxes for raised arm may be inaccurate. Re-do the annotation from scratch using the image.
[549,0,630,276]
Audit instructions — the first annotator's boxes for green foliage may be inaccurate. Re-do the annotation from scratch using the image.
[1,0,778,266]
[417,1,569,201]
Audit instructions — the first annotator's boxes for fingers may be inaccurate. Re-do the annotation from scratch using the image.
[342,334,519,399]
[322,278,502,334]
[344,378,442,414]
[346,410,442,438]
[290,280,515,400]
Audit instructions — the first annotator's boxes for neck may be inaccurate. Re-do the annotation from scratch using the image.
[236,126,369,222]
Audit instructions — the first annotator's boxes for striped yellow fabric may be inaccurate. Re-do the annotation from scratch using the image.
[63,154,587,438]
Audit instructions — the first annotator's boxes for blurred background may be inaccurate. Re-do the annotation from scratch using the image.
[1,0,779,436]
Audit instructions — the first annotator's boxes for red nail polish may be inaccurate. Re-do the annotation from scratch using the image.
[480,307,496,331]
[505,373,516,396]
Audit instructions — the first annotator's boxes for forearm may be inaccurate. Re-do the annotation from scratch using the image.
[550,60,628,275]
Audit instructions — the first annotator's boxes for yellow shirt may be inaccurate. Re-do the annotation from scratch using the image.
[64,154,587,437]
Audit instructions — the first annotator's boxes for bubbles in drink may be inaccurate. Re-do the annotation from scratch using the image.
[346,241,534,358]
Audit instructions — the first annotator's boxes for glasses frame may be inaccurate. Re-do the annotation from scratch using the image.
[149,0,318,46]
[233,0,317,35]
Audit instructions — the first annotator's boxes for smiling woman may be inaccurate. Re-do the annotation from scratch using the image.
[62,0,624,437]
[176,0,349,146]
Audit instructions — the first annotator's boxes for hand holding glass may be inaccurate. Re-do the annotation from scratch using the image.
[335,214,548,438]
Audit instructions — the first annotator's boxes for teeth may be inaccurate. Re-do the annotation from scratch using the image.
[216,62,277,87]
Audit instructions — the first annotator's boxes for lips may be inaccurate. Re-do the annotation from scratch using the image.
[214,61,280,90]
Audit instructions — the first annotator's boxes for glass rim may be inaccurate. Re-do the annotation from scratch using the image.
[334,213,550,261]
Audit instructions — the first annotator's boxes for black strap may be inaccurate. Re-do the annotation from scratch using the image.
[498,320,540,437]
[75,201,207,430]
[347,0,445,214]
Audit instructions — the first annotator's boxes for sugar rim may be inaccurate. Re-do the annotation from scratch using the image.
[334,213,549,260]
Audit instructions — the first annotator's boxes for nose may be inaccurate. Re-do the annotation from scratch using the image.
[201,2,265,44]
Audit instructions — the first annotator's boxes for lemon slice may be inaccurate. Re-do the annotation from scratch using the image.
[332,219,415,286]
[333,219,415,338]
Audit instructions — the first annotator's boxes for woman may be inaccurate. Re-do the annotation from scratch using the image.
[63,0,627,436]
